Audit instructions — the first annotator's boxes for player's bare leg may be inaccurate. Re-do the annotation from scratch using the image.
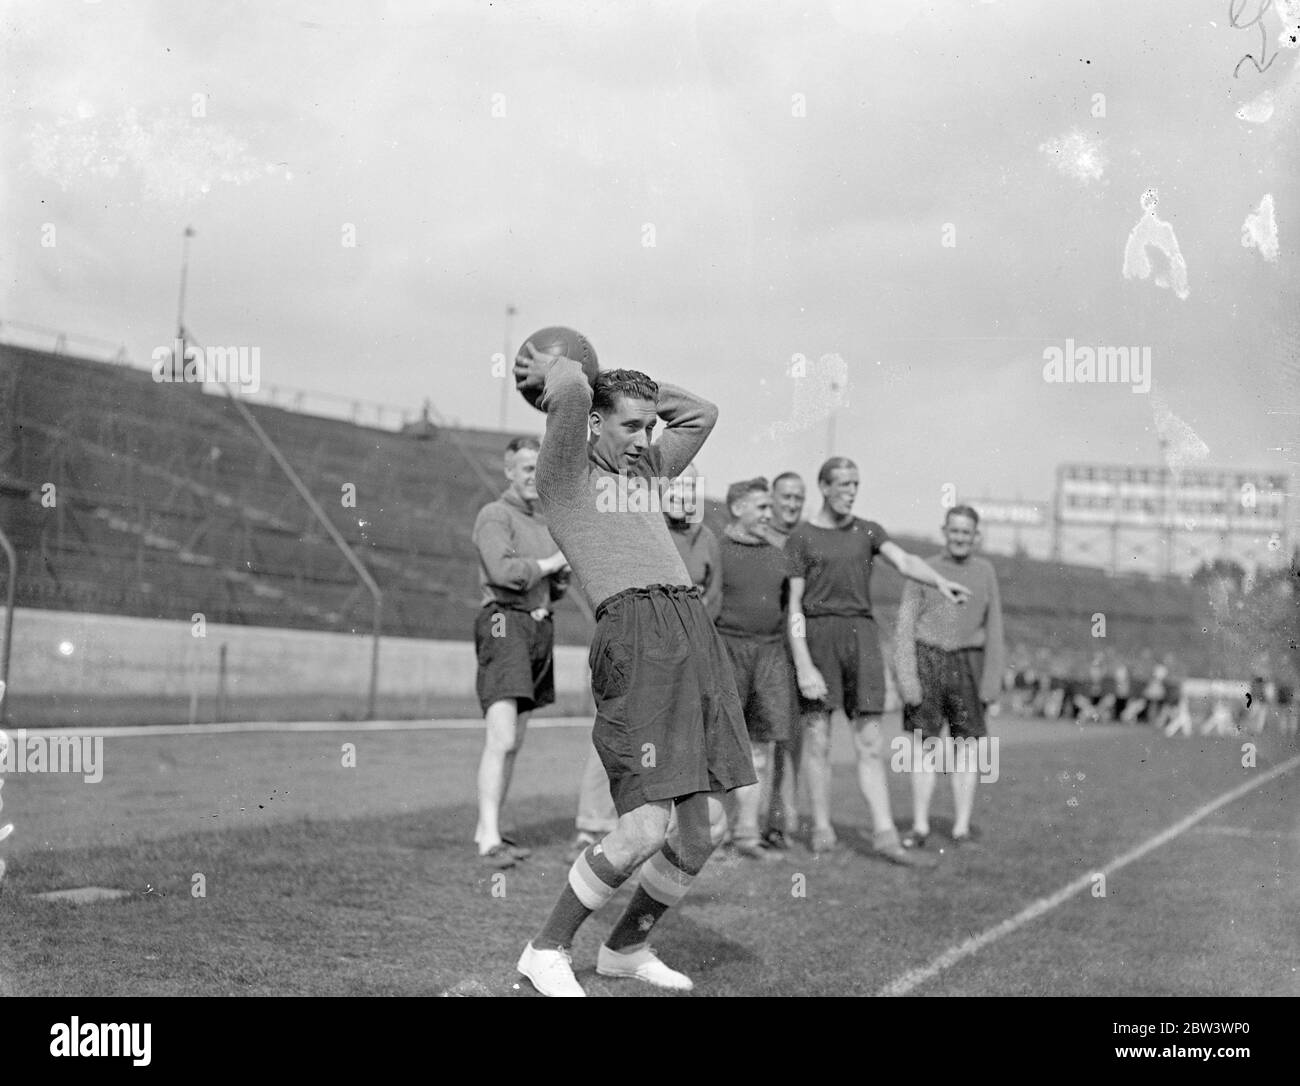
[732,741,778,859]
[520,798,673,997]
[851,714,895,834]
[595,791,724,991]
[854,714,933,866]
[950,769,977,839]
[474,699,526,859]
[495,710,532,854]
[521,793,721,995]
[909,761,937,842]
[769,726,803,839]
[569,744,618,860]
[803,709,838,849]
[500,709,530,806]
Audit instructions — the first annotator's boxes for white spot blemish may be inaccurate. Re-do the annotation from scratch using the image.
[28,108,290,203]
[1237,91,1275,123]
[1122,189,1190,300]
[1241,194,1279,262]
[1151,392,1210,470]
[1038,127,1107,185]
[766,354,849,439]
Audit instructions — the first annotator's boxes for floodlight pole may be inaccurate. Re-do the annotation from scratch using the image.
[177,227,194,337]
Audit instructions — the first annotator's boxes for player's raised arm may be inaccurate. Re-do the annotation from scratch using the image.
[517,346,592,507]
[878,540,972,604]
[647,382,718,482]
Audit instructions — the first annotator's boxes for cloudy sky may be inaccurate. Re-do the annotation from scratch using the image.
[2,0,1297,560]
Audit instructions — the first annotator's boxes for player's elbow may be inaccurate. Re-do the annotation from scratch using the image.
[539,372,593,413]
[493,562,533,591]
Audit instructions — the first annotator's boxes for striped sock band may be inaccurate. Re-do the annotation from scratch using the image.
[568,843,630,909]
[638,841,698,908]
[534,844,630,951]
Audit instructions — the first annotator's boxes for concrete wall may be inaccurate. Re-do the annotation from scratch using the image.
[2,609,594,726]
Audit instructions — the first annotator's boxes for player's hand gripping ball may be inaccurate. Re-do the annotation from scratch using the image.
[514,326,599,411]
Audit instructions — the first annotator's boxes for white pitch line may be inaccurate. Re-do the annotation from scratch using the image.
[9,717,592,739]
[877,752,1300,997]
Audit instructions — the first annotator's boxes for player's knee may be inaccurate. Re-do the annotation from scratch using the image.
[482,727,515,756]
[856,735,884,761]
[853,723,885,760]
[674,826,718,872]
[614,808,671,869]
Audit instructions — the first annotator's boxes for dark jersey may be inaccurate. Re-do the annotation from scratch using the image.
[785,518,891,618]
[716,535,788,641]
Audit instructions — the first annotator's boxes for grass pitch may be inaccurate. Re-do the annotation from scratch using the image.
[0,714,1295,997]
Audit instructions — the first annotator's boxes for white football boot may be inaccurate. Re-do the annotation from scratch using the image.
[517,942,586,997]
[596,944,694,991]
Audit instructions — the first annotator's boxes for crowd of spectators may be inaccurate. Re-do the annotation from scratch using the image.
[999,646,1298,737]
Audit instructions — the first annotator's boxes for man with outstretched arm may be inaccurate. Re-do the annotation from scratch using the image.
[786,457,971,866]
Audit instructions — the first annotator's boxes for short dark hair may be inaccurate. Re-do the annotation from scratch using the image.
[772,471,804,490]
[945,504,980,527]
[505,436,540,457]
[591,369,659,414]
[817,457,857,486]
[726,476,769,512]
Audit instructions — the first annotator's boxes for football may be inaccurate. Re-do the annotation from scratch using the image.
[515,326,599,411]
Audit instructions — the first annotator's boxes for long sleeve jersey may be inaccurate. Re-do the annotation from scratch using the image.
[471,487,562,611]
[667,518,723,620]
[534,357,718,611]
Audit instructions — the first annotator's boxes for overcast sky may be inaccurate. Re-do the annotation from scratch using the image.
[3,0,1297,560]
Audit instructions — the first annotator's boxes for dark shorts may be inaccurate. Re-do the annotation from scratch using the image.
[902,642,987,740]
[473,605,554,715]
[719,633,795,743]
[589,584,757,816]
[799,614,887,716]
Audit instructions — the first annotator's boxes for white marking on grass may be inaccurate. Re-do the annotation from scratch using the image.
[15,718,593,739]
[35,886,132,904]
[878,753,1300,997]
